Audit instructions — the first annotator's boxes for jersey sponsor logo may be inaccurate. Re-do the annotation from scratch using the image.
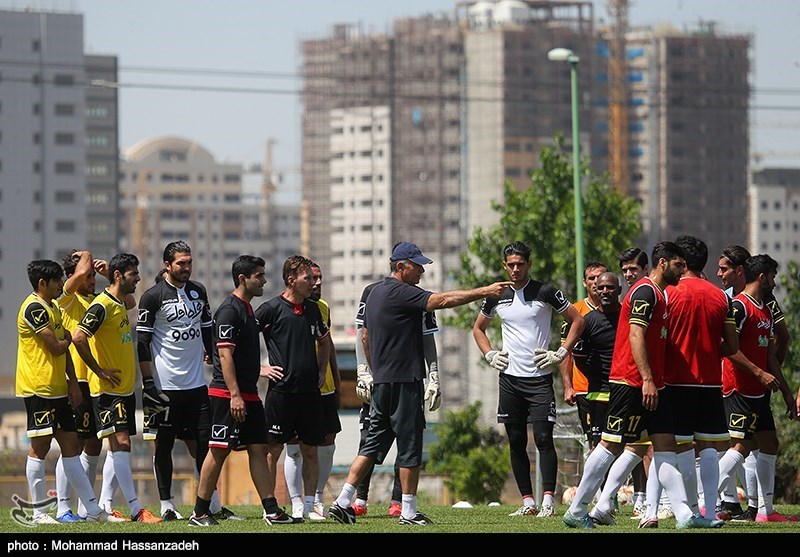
[758,335,768,347]
[554,290,567,306]
[631,299,650,316]
[756,318,771,330]
[138,309,149,323]
[211,424,228,439]
[165,300,205,322]
[218,325,234,340]
[30,308,47,325]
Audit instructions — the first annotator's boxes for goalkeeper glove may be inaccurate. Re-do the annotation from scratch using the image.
[532,346,569,370]
[355,364,373,404]
[142,376,170,414]
[424,371,441,412]
[484,349,509,371]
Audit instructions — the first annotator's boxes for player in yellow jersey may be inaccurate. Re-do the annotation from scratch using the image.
[16,259,124,525]
[71,253,162,524]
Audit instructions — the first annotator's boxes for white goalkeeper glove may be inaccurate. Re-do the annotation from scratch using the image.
[142,376,170,414]
[355,364,373,404]
[484,349,509,371]
[424,371,441,412]
[533,346,569,370]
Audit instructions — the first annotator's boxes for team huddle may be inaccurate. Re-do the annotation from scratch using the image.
[14,236,798,529]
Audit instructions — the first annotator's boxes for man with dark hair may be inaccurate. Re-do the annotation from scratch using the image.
[717,254,797,523]
[329,242,510,526]
[257,255,332,524]
[565,242,723,530]
[560,260,608,450]
[17,259,125,525]
[189,255,277,526]
[474,241,585,518]
[618,247,649,288]
[136,241,239,521]
[72,253,161,523]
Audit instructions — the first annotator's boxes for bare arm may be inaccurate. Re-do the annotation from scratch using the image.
[427,281,512,312]
[719,321,739,357]
[37,327,71,356]
[362,325,372,369]
[63,251,93,296]
[774,320,789,366]
[629,323,657,411]
[316,333,333,389]
[329,340,341,395]
[219,345,246,421]
[559,305,585,352]
[472,312,494,355]
[71,328,121,387]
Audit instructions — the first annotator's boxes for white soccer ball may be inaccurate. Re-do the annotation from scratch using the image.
[562,486,577,505]
[616,484,634,506]
[737,486,746,501]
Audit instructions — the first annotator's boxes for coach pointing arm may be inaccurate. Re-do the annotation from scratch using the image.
[426,282,512,311]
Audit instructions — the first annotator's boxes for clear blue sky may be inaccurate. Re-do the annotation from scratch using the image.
[4,0,799,170]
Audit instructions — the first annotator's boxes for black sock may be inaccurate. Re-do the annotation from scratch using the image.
[263,497,279,514]
[193,496,211,518]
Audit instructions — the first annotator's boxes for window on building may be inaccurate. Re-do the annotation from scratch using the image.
[54,74,74,87]
[760,221,768,230]
[54,104,74,116]
[55,162,75,174]
[55,191,75,203]
[55,220,76,232]
[774,221,782,231]
[774,201,782,210]
[55,132,75,145]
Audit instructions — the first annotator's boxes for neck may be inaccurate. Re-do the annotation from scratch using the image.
[234,285,252,303]
[743,283,762,302]
[282,288,305,304]
[648,271,666,291]
[107,283,125,300]
[167,276,186,289]
[684,270,703,279]
[35,291,53,303]
[513,276,529,289]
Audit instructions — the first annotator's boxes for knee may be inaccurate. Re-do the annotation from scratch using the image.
[533,430,555,451]
[285,444,301,460]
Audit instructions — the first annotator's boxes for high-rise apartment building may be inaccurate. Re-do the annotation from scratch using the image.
[118,136,275,308]
[620,23,750,273]
[0,10,116,377]
[749,167,800,300]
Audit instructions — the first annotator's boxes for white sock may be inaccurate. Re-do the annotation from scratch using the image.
[744,450,759,508]
[354,498,367,508]
[111,451,142,518]
[334,483,356,508]
[717,449,745,501]
[283,444,303,501]
[695,455,704,505]
[644,457,660,520]
[653,451,692,522]
[304,495,315,515]
[316,444,335,504]
[26,456,48,516]
[522,495,536,508]
[676,449,699,514]
[568,444,615,516]
[160,497,176,514]
[593,449,641,515]
[61,455,101,517]
[755,452,777,516]
[77,453,99,517]
[55,455,72,516]
[401,493,417,519]
[698,448,719,518]
[99,451,117,512]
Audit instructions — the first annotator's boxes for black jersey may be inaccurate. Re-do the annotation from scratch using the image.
[209,293,262,398]
[570,308,619,395]
[136,278,212,390]
[255,295,329,394]
[356,280,438,334]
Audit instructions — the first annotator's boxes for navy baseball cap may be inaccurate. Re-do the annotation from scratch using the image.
[390,242,433,265]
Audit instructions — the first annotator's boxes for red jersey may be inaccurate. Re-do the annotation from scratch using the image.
[561,297,597,394]
[610,277,669,389]
[665,277,734,386]
[722,292,773,397]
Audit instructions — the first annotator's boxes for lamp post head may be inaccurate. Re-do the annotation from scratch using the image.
[547,47,579,64]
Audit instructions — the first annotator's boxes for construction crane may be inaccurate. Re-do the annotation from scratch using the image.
[608,0,630,195]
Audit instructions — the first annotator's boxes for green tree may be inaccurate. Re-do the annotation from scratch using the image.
[427,401,510,504]
[445,135,641,344]
[775,261,800,502]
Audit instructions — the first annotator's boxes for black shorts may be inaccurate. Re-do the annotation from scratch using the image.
[602,383,647,444]
[152,386,210,443]
[74,382,97,440]
[321,392,342,436]
[576,393,591,437]
[359,381,425,468]
[723,391,774,440]
[586,396,609,448]
[668,385,728,445]
[92,393,137,439]
[497,373,556,424]
[265,390,326,446]
[208,395,268,450]
[24,395,76,438]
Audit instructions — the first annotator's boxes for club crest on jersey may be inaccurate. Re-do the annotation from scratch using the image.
[218,325,234,339]
[138,309,149,323]
[555,290,567,306]
[631,300,649,316]
[31,308,47,325]
[212,424,228,439]
[190,290,199,299]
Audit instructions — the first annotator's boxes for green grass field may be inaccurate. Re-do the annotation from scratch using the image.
[3,502,799,535]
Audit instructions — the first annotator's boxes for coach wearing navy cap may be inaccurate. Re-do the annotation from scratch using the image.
[329,242,512,526]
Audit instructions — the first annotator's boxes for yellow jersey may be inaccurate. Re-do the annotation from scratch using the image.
[316,299,335,395]
[58,290,95,383]
[76,290,136,397]
[16,293,68,398]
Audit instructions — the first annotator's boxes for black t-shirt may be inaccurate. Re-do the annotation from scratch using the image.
[210,293,262,397]
[356,280,438,333]
[363,276,432,384]
[569,308,619,394]
[255,295,329,394]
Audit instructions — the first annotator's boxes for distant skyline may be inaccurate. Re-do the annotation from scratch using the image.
[2,0,799,172]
